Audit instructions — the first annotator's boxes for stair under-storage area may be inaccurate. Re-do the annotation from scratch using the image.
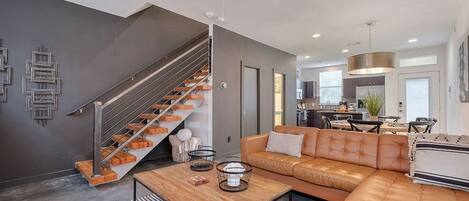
[73,33,211,186]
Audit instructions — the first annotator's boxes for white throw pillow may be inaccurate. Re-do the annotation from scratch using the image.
[408,133,469,176]
[412,140,469,192]
[265,131,304,158]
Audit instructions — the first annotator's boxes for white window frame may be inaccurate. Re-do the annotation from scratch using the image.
[319,70,342,105]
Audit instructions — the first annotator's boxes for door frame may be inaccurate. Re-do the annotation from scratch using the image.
[240,61,260,138]
[272,70,286,128]
[397,71,440,131]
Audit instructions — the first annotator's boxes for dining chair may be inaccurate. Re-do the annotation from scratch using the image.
[322,116,332,129]
[378,116,400,122]
[347,120,383,134]
[415,117,437,133]
[333,114,353,120]
[408,121,435,133]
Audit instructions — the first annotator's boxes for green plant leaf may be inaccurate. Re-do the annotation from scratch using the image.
[363,93,383,116]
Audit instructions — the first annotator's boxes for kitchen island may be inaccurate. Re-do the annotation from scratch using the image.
[306,109,368,128]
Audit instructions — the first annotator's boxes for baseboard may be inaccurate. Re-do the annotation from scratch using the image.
[0,168,77,190]
[216,150,240,159]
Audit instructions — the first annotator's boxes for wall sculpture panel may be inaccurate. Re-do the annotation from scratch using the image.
[0,39,12,102]
[22,46,61,125]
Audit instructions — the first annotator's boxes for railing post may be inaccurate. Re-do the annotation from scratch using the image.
[92,101,103,176]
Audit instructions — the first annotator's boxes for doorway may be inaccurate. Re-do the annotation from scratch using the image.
[274,72,285,126]
[398,72,440,132]
[241,66,260,137]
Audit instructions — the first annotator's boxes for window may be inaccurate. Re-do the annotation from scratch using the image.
[400,55,438,67]
[274,73,285,126]
[320,71,342,104]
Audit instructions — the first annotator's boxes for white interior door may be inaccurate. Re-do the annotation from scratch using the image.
[398,72,440,132]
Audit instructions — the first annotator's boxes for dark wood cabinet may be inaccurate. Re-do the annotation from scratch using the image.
[304,81,317,99]
[342,76,385,99]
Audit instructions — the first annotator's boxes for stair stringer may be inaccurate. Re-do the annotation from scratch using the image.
[110,98,204,180]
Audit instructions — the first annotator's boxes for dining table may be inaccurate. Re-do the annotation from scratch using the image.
[330,120,419,134]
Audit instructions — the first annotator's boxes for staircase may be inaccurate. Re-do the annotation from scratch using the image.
[70,32,211,186]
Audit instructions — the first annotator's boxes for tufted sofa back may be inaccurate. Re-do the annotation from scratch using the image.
[274,125,319,157]
[316,129,379,168]
[377,134,410,173]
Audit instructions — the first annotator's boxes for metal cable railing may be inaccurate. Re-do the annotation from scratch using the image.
[100,47,208,140]
[89,35,210,175]
[67,31,209,116]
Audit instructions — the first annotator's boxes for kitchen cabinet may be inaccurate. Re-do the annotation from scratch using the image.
[342,76,385,99]
[304,81,318,99]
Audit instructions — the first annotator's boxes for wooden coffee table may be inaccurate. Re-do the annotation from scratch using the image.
[133,163,292,201]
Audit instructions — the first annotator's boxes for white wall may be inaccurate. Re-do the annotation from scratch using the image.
[446,1,469,135]
[301,45,447,132]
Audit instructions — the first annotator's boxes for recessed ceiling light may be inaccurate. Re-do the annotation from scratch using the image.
[408,38,418,43]
[342,49,350,53]
[204,11,215,18]
[312,33,321,38]
[304,55,311,59]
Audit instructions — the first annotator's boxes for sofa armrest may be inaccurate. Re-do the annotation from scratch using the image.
[240,134,269,162]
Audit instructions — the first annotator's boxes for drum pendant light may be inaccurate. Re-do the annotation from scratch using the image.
[348,22,395,75]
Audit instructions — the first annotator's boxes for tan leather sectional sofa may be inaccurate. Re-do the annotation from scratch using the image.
[241,126,469,201]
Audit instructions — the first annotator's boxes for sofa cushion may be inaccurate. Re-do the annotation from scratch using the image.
[378,134,410,173]
[292,158,376,192]
[247,151,313,176]
[345,170,469,201]
[274,125,319,157]
[316,129,379,168]
[266,131,304,157]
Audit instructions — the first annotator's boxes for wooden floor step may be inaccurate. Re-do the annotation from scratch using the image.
[75,160,117,186]
[127,123,168,135]
[163,94,203,100]
[193,71,209,77]
[183,79,204,84]
[174,85,212,92]
[111,134,153,149]
[139,114,182,122]
[100,147,137,166]
[152,104,194,110]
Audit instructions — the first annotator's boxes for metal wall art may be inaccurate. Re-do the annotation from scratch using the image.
[0,39,12,102]
[22,45,61,125]
[459,35,469,103]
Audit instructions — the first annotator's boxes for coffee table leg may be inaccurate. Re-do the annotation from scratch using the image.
[288,191,292,201]
[133,178,137,201]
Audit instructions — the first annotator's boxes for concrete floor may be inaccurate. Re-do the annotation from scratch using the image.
[0,160,318,201]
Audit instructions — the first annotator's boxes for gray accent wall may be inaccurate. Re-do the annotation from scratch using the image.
[212,25,297,157]
[0,0,207,187]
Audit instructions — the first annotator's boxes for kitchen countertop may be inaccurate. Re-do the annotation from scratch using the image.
[303,109,367,115]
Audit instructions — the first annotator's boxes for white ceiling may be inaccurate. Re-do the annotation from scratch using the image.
[67,0,463,68]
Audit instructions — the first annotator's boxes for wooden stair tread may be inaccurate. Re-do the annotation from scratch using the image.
[100,147,136,166]
[139,114,182,121]
[75,160,117,186]
[183,79,204,84]
[163,94,203,100]
[193,71,209,77]
[152,104,193,110]
[112,134,153,149]
[127,123,168,135]
[174,85,212,92]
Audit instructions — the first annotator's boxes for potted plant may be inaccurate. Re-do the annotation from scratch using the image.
[363,93,383,121]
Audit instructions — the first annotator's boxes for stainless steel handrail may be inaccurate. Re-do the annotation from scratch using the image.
[100,74,209,163]
[101,39,208,109]
[67,31,209,116]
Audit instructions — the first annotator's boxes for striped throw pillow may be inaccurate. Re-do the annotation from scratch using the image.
[412,140,469,192]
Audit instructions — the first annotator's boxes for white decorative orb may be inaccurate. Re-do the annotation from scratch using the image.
[176,129,192,141]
